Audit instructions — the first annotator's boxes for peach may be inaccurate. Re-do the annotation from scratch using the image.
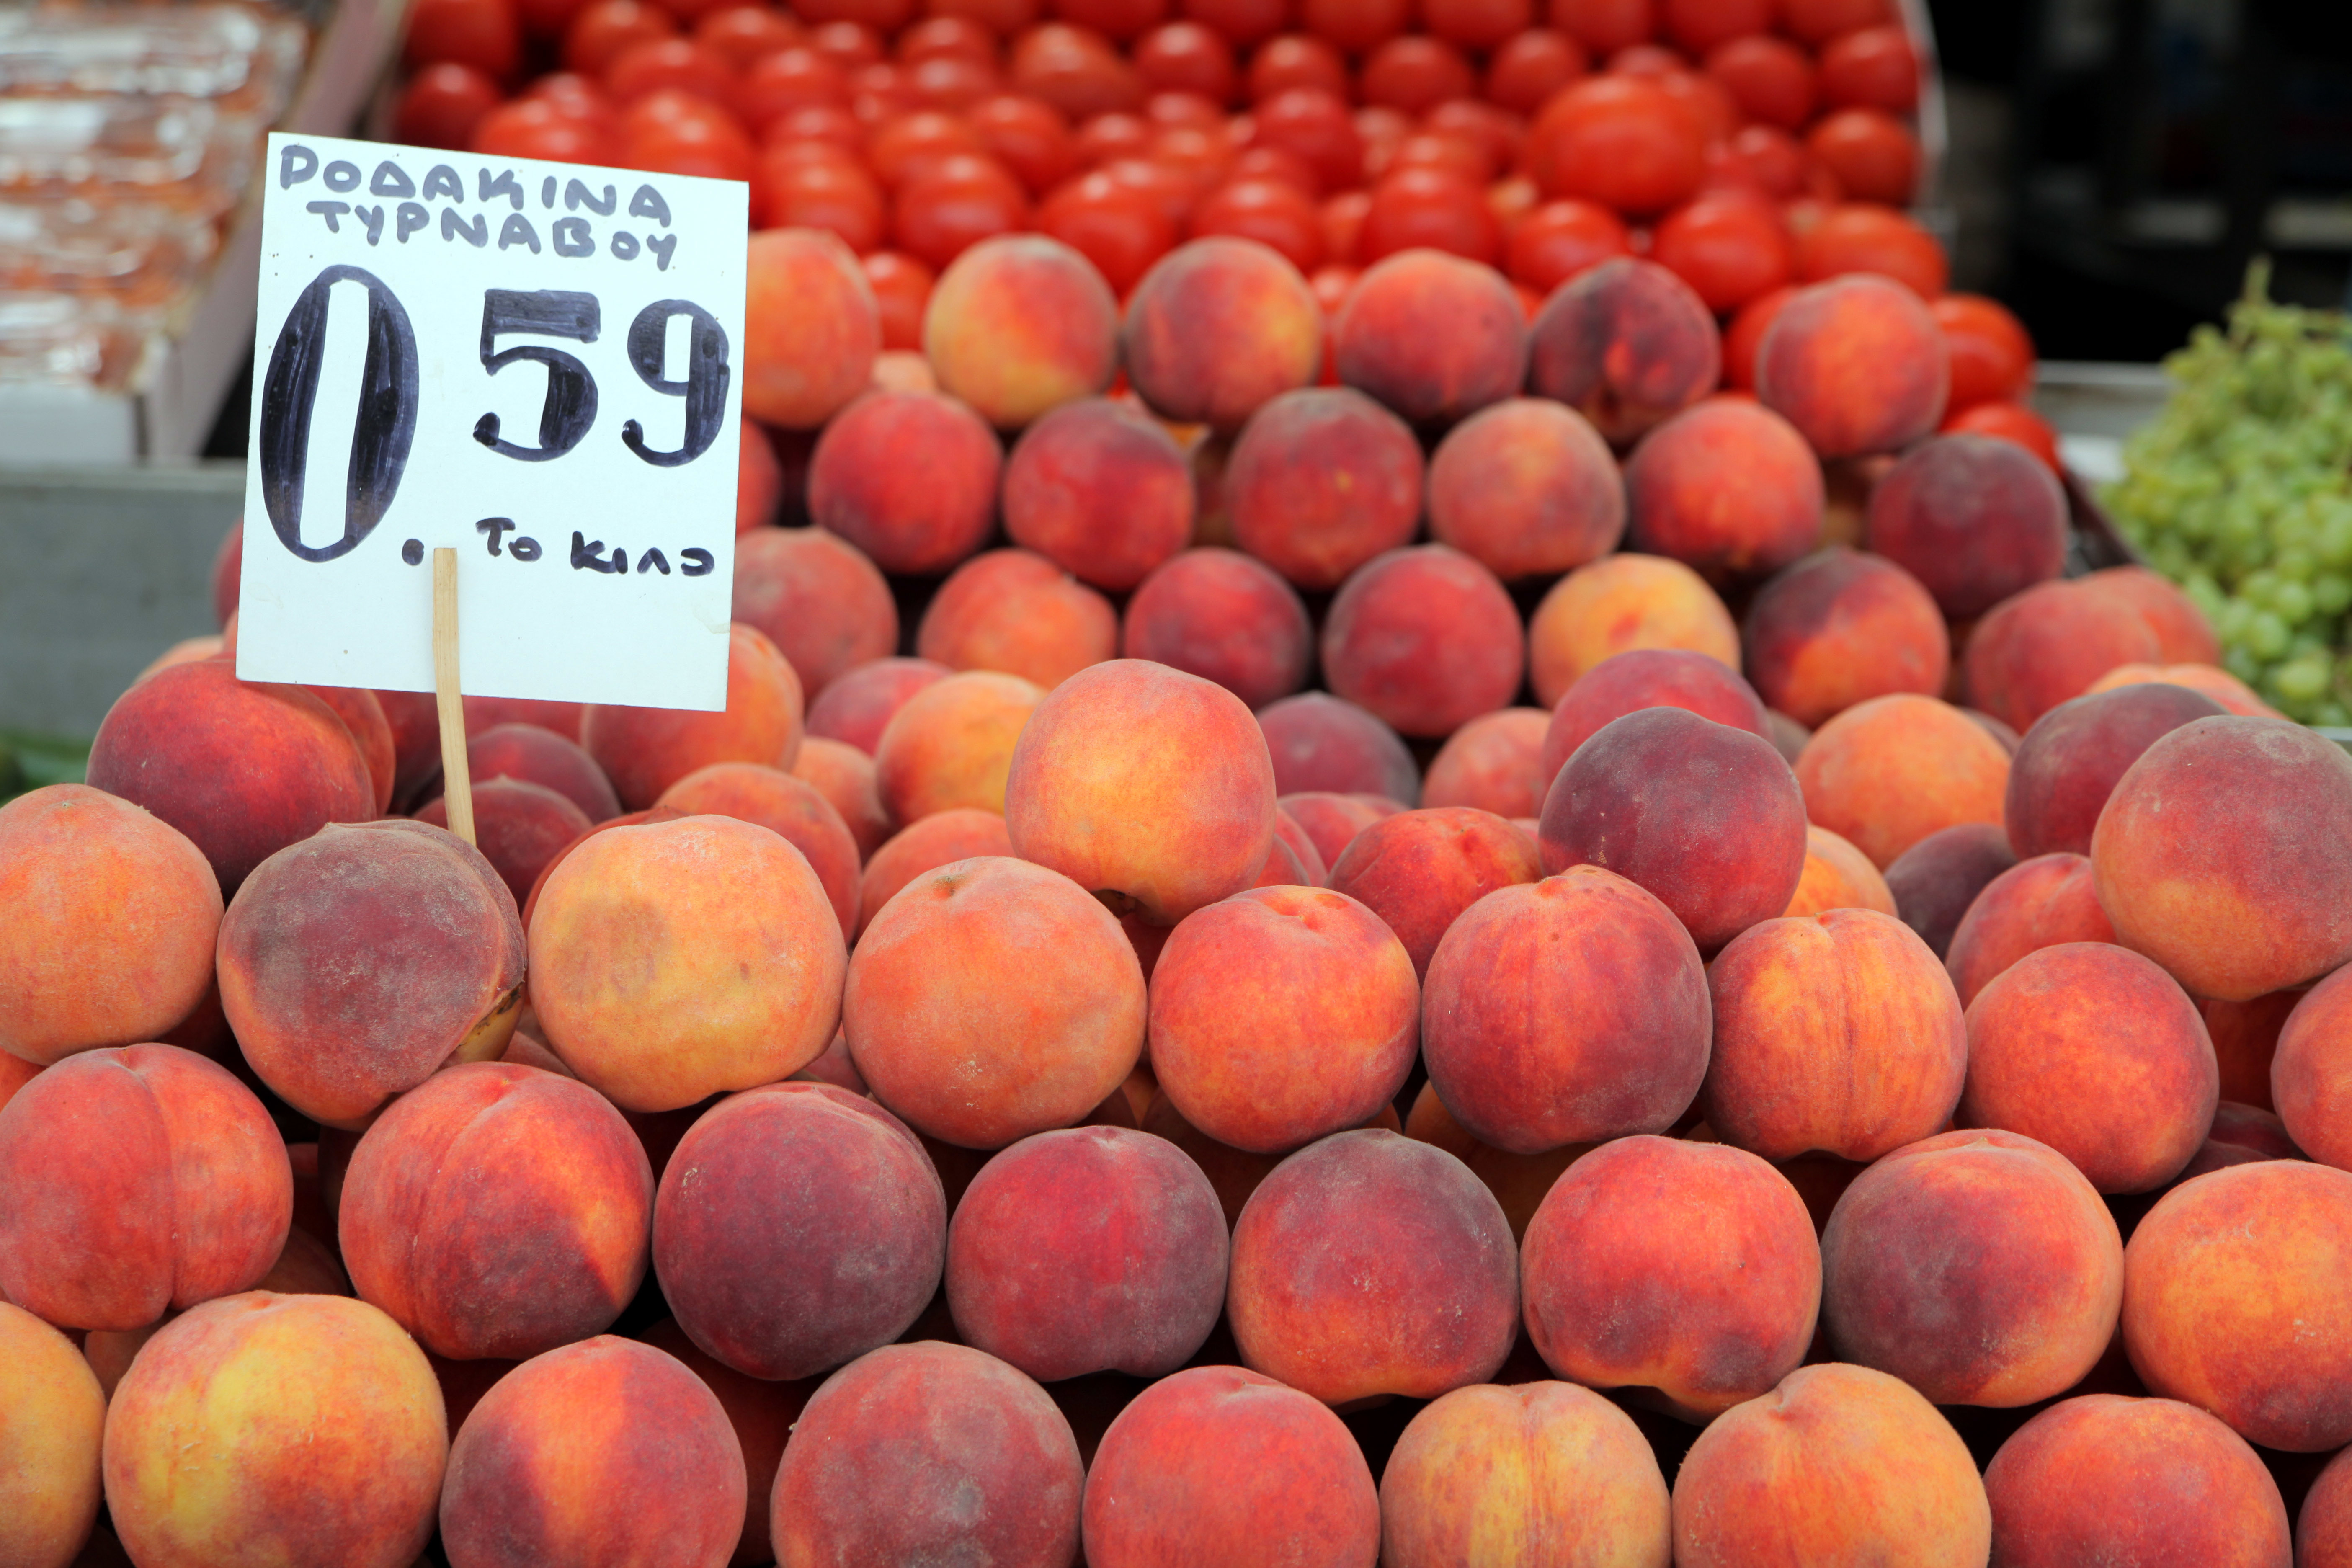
[855,807,1015,935]
[1123,236,1323,432]
[0,1302,103,1568]
[805,656,953,756]
[2122,1160,2352,1451]
[1946,851,2117,1004]
[1702,907,1967,1162]
[1794,693,2010,867]
[1137,1091,1363,1231]
[1538,647,1772,784]
[459,694,583,741]
[1540,705,1809,952]
[1279,789,1395,869]
[1259,692,1420,803]
[2304,1445,2352,1568]
[2205,988,2302,1109]
[1671,1364,1989,1568]
[1272,806,1330,881]
[1865,433,2067,619]
[466,720,622,821]
[1148,885,1418,1153]
[2088,660,2285,717]
[218,818,526,1129]
[2180,1099,2299,1179]
[655,761,861,937]
[947,1126,1227,1380]
[916,547,1119,688]
[1625,397,1825,580]
[2081,564,2223,664]
[1121,547,1313,710]
[1983,1394,2291,1567]
[1380,1382,1671,1568]
[1321,544,1527,738]
[1526,256,1720,446]
[1402,1083,1587,1243]
[1821,1128,2124,1404]
[1225,386,1424,590]
[1525,552,1741,709]
[806,389,1003,576]
[1006,659,1279,923]
[308,685,396,814]
[105,1294,446,1568]
[2274,965,2352,1172]
[637,1320,813,1568]
[1228,1128,1516,1404]
[1523,1134,1821,1419]
[517,804,689,926]
[728,527,897,699]
[580,622,805,810]
[1421,706,1550,818]
[744,227,880,428]
[1754,274,1949,457]
[1326,806,1541,977]
[438,1336,745,1568]
[772,1342,1083,1565]
[1883,820,2015,957]
[924,232,1119,428]
[339,1062,652,1362]
[416,776,592,907]
[1004,396,1195,590]
[2093,716,2352,1001]
[85,658,374,895]
[2004,681,2228,859]
[1081,1364,1380,1568]
[1422,867,1710,1153]
[873,668,1045,824]
[1740,546,1950,727]
[0,785,220,1067]
[531,815,846,1112]
[1963,578,2165,734]
[1782,823,1896,917]
[847,857,1146,1146]
[1425,397,1626,580]
[1334,247,1529,427]
[738,418,781,532]
[0,1050,37,1114]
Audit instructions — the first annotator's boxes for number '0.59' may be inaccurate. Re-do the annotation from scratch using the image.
[257,266,732,562]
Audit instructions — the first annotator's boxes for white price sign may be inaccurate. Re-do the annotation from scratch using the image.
[235,132,749,711]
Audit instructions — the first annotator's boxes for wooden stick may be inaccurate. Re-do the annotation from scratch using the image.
[432,547,476,847]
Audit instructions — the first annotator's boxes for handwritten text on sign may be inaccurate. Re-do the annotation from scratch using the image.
[236,132,749,711]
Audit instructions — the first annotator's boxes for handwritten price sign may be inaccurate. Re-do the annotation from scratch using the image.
[235,132,748,711]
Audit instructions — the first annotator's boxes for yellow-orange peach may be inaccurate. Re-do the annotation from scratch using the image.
[1124,237,1323,433]
[923,233,1119,429]
[872,668,1044,826]
[1526,553,1740,709]
[0,1301,103,1568]
[743,227,880,428]
[1421,707,1550,819]
[854,807,1015,936]
[1794,692,2009,868]
[580,622,805,810]
[790,733,891,858]
[655,761,861,937]
[1782,824,1896,917]
[1945,851,2116,1005]
[916,547,1119,689]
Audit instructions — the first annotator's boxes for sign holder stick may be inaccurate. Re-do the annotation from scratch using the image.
[432,547,477,846]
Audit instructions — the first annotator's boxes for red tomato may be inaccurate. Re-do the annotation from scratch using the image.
[1010,23,1149,119]
[849,61,920,125]
[1356,103,1411,178]
[1524,75,1704,214]
[763,101,862,149]
[1040,170,1178,292]
[1359,165,1501,263]
[1231,143,1321,193]
[735,46,848,127]
[1780,0,1887,46]
[1650,191,1792,311]
[1703,121,1805,198]
[927,0,1042,34]
[394,62,505,149]
[1320,187,1370,264]
[1390,129,1493,186]
[1505,196,1628,293]
[1150,124,1239,191]
[526,69,617,113]
[1702,35,1813,129]
[868,110,989,186]
[562,0,676,75]
[1310,261,1358,314]
[970,93,1080,191]
[1189,175,1324,270]
[796,0,916,31]
[473,94,622,159]
[1931,293,2036,411]
[1298,0,1407,54]
[618,90,756,177]
[1943,400,2060,472]
[751,143,887,244]
[1661,0,1768,57]
[899,15,998,60]
[694,5,801,63]
[1720,282,1790,387]
[1817,24,1919,113]
[1079,110,1155,165]
[1653,69,1734,144]
[1426,99,1523,171]
[910,56,1001,108]
[1146,89,1225,126]
[1793,201,1947,296]
[1247,34,1349,101]
[406,0,522,78]
[1055,0,1172,43]
[1422,0,1531,51]
[1489,170,1538,230]
[1251,88,1364,193]
[1180,0,1289,47]
[647,0,741,23]
[518,0,597,40]
[1484,29,1587,115]
[807,19,885,67]
[863,250,937,348]
[893,153,1032,267]
[1806,107,1919,206]
[1101,154,1198,227]
[1549,0,1652,56]
[1359,36,1475,114]
[606,38,738,103]
[1605,42,1686,77]
[1132,21,1238,100]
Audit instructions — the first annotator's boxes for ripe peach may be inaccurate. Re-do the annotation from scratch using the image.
[218,819,525,1129]
[2201,989,2302,1111]
[744,227,880,428]
[1400,1083,1586,1243]
[1866,433,2067,619]
[636,1320,812,1568]
[1003,396,1195,592]
[1422,867,1711,1153]
[2005,682,2228,860]
[1421,707,1550,818]
[806,390,1003,575]
[307,685,395,814]
[1279,789,1396,869]
[916,547,1119,687]
[924,233,1119,428]
[1883,822,2016,957]
[1320,545,1526,738]
[1122,547,1313,710]
[1703,908,1967,1162]
[1946,851,2117,1004]
[85,658,374,896]
[805,656,954,755]
[459,694,583,741]
[415,776,592,907]
[1538,647,1772,784]
[1527,256,1720,446]
[1794,693,2010,868]
[1741,546,1949,727]
[873,668,1044,826]
[1782,823,1896,917]
[1335,248,1530,427]
[1626,397,1825,580]
[1523,1134,1821,1419]
[847,857,1146,1147]
[1426,397,1625,581]
[855,807,1015,934]
[0,1302,103,1568]
[2087,659,2284,717]
[2304,1446,2352,1568]
[1228,1129,1516,1404]
[2080,565,2223,665]
[1259,692,1420,803]
[0,1051,37,1115]
[728,527,897,697]
[655,761,861,937]
[531,815,846,1112]
[1754,273,1948,457]
[465,721,621,821]
[784,736,885,861]
[2273,965,2352,1173]
[1123,236,1323,432]
[1324,806,1541,979]
[1225,386,1424,590]
[1525,552,1741,709]
[580,623,804,810]
[1963,578,2166,734]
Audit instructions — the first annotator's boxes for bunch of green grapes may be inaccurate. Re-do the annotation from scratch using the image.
[2103,263,2352,725]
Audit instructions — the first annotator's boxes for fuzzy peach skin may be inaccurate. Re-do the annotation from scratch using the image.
[1820,1128,2123,1406]
[729,527,899,699]
[1005,659,1279,926]
[807,392,1002,577]
[1781,824,1897,917]
[1525,257,1720,448]
[772,1342,1085,1568]
[1538,648,1773,787]
[1945,851,2117,1005]
[466,720,621,821]
[1739,547,1950,729]
[1227,1129,1517,1406]
[438,1336,745,1568]
[923,233,1119,430]
[1224,386,1426,591]
[805,658,953,756]
[1702,908,1967,1163]
[1794,693,2011,868]
[338,1062,652,1362]
[1624,397,1825,582]
[2193,993,2300,1112]
[1081,1364,1380,1568]
[916,548,1120,690]
[1124,237,1323,433]
[2303,1444,2352,1568]
[580,623,805,811]
[1885,823,2017,959]
[2276,965,2352,1172]
[637,1320,813,1568]
[2092,715,2352,1002]
[1404,1083,1589,1243]
[1142,1093,1404,1232]
[1148,886,1418,1154]
[1963,578,2166,735]
[655,762,862,938]
[104,1293,447,1568]
[1422,868,1712,1155]
[1003,397,1196,591]
[1326,808,1542,979]
[413,777,590,910]
[2078,565,2223,662]
[742,227,879,429]
[1259,692,1421,804]
[1426,398,1626,582]
[1865,433,2066,621]
[1120,547,1315,711]
[2122,1159,2352,1452]
[854,808,1016,937]
[2002,682,2228,859]
[1422,708,1552,819]
[654,1082,944,1382]
[1280,791,1397,871]
[1959,942,2219,1194]
[1319,544,1527,740]
[1524,553,1741,710]
[80,1222,350,1393]
[873,670,1046,826]
[2086,660,2283,717]
[1753,274,1950,459]
[1336,248,1530,428]
[846,856,1146,1148]
[792,735,891,859]
[1522,1135,1820,1420]
[0,1044,289,1331]
[529,815,847,1114]
[0,1051,37,1116]
[1670,1363,1990,1568]
[0,785,220,1066]
[1983,1394,2291,1568]
[1379,1382,1672,1568]
[0,1302,103,1568]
